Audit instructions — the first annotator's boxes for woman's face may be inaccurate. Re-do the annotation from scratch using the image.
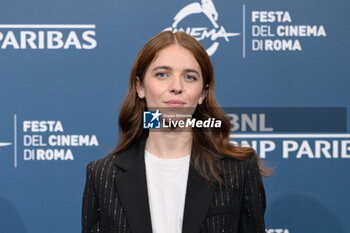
[136,45,207,111]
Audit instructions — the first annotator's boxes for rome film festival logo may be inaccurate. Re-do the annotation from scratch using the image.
[0,115,100,168]
[164,0,239,56]
[0,141,12,155]
[0,142,11,147]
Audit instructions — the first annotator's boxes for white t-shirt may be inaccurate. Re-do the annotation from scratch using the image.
[144,150,190,233]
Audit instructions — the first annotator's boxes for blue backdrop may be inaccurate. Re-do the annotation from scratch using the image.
[0,0,349,232]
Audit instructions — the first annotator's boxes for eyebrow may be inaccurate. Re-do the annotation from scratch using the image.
[152,66,201,77]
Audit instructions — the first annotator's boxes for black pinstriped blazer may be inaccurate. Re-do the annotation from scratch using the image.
[81,135,266,233]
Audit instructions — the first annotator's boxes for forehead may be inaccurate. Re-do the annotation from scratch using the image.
[149,45,201,72]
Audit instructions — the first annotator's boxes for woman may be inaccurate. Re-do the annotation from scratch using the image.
[82,31,268,233]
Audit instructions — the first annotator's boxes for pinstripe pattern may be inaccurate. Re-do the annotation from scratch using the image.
[82,147,265,233]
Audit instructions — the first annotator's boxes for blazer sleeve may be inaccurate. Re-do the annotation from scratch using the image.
[82,162,101,233]
[238,153,266,233]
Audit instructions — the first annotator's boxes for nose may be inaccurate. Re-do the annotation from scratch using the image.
[169,74,183,94]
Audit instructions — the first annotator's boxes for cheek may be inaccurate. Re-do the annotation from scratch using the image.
[190,86,205,100]
[144,81,165,99]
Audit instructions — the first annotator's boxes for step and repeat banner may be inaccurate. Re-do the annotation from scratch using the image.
[0,0,349,232]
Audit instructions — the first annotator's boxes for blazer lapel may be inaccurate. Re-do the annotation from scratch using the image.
[113,134,153,233]
[182,163,216,233]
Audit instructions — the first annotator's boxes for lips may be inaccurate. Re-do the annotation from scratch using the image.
[164,100,186,107]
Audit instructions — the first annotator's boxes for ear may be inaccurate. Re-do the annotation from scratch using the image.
[136,77,145,99]
[198,84,209,105]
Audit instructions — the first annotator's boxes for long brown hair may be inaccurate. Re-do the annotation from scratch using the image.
[112,31,270,185]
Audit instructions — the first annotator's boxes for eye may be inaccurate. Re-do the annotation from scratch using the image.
[184,75,197,81]
[155,72,168,79]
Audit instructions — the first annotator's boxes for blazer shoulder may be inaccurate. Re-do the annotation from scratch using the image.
[242,150,261,171]
[86,153,120,175]
[219,150,260,174]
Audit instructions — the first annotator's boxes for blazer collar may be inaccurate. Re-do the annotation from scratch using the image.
[113,134,216,233]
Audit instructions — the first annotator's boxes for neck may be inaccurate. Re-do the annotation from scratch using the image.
[145,130,192,159]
